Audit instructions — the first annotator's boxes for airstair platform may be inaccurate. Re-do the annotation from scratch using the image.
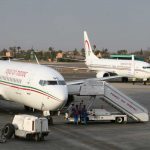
[68,80,149,122]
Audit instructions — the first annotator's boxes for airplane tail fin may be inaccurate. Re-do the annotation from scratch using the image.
[84,31,99,63]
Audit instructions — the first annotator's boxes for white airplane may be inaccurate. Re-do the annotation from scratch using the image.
[84,31,150,84]
[0,61,68,116]
[0,60,116,121]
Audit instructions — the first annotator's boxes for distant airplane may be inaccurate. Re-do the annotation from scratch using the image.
[84,31,150,84]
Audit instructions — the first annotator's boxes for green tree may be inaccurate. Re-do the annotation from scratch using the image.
[48,47,54,52]
[101,48,110,58]
[51,51,56,61]
[17,46,21,53]
[117,50,128,55]
[140,49,143,55]
[48,47,56,61]
[81,48,85,57]
[9,46,17,57]
[35,51,43,60]
[25,50,32,60]
[94,50,101,57]
[73,48,79,56]
[1,48,7,56]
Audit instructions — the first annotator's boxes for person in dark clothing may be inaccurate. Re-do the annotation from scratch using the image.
[81,105,88,124]
[79,101,84,122]
[69,103,75,117]
[73,105,79,125]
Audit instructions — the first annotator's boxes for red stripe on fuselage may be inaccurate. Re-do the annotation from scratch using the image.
[0,81,61,102]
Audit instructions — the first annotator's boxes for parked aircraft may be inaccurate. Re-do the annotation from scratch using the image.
[84,31,150,84]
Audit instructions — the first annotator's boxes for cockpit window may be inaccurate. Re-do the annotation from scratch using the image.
[143,66,150,69]
[58,80,66,85]
[47,81,57,85]
[39,80,47,86]
[39,80,66,86]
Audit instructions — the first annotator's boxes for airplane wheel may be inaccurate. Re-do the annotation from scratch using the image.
[48,117,53,125]
[116,117,124,124]
[122,77,128,83]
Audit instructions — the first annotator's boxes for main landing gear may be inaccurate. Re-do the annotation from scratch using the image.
[24,105,35,112]
[122,77,128,83]
[142,78,149,85]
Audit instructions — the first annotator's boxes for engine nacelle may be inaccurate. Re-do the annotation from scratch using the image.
[96,72,110,78]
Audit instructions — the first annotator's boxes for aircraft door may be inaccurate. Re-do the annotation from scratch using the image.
[128,55,135,77]
[25,75,33,96]
[130,55,135,77]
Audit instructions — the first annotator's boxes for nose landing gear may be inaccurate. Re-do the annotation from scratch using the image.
[43,111,53,125]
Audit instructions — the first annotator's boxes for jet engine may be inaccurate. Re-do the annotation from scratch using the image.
[96,72,110,78]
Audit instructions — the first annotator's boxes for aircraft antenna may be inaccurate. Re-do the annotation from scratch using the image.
[34,54,40,65]
[31,50,40,65]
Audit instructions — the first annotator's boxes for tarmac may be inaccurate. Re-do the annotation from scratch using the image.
[0,71,150,150]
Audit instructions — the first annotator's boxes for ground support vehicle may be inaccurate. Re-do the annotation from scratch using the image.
[87,109,127,123]
[67,80,149,122]
[2,114,49,141]
[65,109,127,124]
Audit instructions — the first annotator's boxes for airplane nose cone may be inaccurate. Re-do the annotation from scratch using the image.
[58,86,68,105]
[46,85,68,111]
[52,86,68,109]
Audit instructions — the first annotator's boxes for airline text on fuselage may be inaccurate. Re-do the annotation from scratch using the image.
[5,69,28,78]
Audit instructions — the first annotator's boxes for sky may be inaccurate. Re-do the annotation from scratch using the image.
[0,0,150,52]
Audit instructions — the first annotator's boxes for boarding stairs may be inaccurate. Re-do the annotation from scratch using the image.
[67,80,149,122]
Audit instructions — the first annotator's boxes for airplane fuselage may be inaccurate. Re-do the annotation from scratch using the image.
[86,58,150,80]
[0,61,68,111]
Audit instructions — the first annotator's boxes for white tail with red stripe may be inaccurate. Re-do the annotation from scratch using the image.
[84,31,99,64]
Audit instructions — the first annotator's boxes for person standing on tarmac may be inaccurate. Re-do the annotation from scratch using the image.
[81,105,88,125]
[65,103,75,121]
[73,105,79,125]
[79,101,84,122]
[69,103,75,117]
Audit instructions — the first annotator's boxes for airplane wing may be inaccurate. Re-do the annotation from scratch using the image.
[66,75,121,100]
[59,57,85,62]
[42,64,89,71]
[66,75,121,86]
